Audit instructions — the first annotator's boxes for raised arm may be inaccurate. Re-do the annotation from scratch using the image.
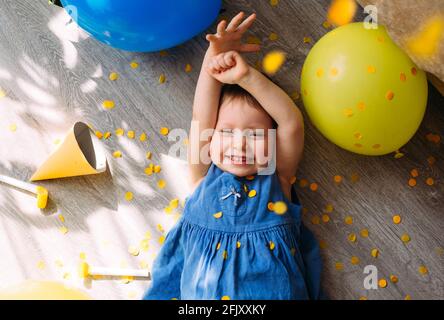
[206,51,304,185]
[187,12,260,189]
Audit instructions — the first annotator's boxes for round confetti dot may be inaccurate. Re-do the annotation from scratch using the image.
[351,173,360,182]
[303,36,312,44]
[334,175,342,183]
[113,150,122,158]
[378,279,387,288]
[359,296,368,300]
[408,178,417,187]
[103,132,111,139]
[316,68,324,77]
[109,72,119,81]
[221,296,230,300]
[319,240,327,249]
[357,101,366,111]
[343,108,354,118]
[216,243,221,250]
[95,131,103,139]
[345,216,353,225]
[262,51,286,75]
[311,216,320,225]
[267,202,274,211]
[418,265,428,275]
[236,241,241,249]
[404,295,411,300]
[372,144,381,149]
[410,169,419,177]
[354,132,362,140]
[299,179,308,187]
[325,204,334,213]
[393,215,402,224]
[59,226,68,235]
[8,123,17,132]
[248,190,257,198]
[321,214,330,223]
[102,100,115,109]
[390,275,398,283]
[322,21,332,29]
[411,67,417,76]
[348,233,357,243]
[127,130,135,139]
[144,167,153,175]
[213,211,223,219]
[350,256,360,265]
[154,165,161,173]
[157,179,166,189]
[426,178,435,186]
[246,175,255,181]
[367,65,376,73]
[401,234,411,243]
[115,128,124,136]
[386,91,394,101]
[159,74,166,84]
[335,262,344,270]
[269,241,275,250]
[354,143,363,148]
[139,133,147,141]
[130,61,139,69]
[309,183,318,191]
[371,248,379,258]
[273,201,287,215]
[330,67,339,76]
[360,229,369,238]
[400,73,407,82]
[222,250,228,259]
[185,64,192,73]
[160,127,169,136]
[158,235,165,244]
[128,245,139,256]
[124,192,133,201]
[269,32,279,41]
[146,152,152,160]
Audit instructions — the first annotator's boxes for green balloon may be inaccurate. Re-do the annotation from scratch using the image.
[301,23,428,156]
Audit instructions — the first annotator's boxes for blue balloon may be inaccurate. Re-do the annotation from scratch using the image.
[60,0,222,52]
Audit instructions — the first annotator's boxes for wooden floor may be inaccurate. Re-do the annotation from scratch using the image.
[0,0,442,300]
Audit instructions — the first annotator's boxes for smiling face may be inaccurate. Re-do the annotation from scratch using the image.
[210,89,275,177]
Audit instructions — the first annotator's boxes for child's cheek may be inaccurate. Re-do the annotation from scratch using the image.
[253,139,269,166]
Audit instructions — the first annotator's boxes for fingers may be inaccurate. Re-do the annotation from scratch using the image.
[206,34,217,42]
[226,11,245,31]
[239,43,261,53]
[237,13,256,33]
[216,20,227,36]
[224,51,237,67]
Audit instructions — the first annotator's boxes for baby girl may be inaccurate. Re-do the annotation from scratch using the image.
[144,12,322,300]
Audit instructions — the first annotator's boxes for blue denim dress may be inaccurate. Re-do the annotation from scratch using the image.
[143,163,322,300]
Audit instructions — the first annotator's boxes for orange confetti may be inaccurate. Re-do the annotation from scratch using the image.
[386,90,395,101]
[426,177,435,186]
[408,178,417,187]
[410,169,419,177]
[334,175,343,183]
[309,183,318,192]
[327,0,357,27]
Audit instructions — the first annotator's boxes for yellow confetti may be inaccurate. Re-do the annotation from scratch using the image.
[144,167,153,175]
[127,130,135,139]
[343,108,354,118]
[322,21,332,29]
[325,204,334,213]
[113,150,122,158]
[262,50,286,75]
[0,88,6,98]
[170,198,179,209]
[236,241,241,249]
[407,16,444,58]
[322,214,330,223]
[95,131,103,139]
[125,191,133,201]
[158,235,165,244]
[216,242,221,250]
[311,216,320,225]
[248,190,257,198]
[371,248,379,258]
[327,0,357,27]
[79,252,86,260]
[393,215,401,224]
[58,214,65,223]
[8,123,17,132]
[345,216,353,225]
[37,260,46,269]
[401,234,411,243]
[130,61,139,69]
[115,128,124,136]
[418,265,428,275]
[390,275,398,283]
[159,74,166,84]
[335,262,344,270]
[160,127,169,136]
[157,179,166,189]
[140,239,149,252]
[222,250,228,259]
[109,72,119,81]
[303,36,312,44]
[128,245,140,256]
[221,295,231,300]
[146,151,152,160]
[269,241,275,250]
[273,201,287,215]
[59,226,68,235]
[139,132,147,141]
[405,295,411,300]
[154,165,161,173]
[213,211,223,219]
[348,233,357,243]
[367,65,376,74]
[350,256,360,265]
[102,100,115,109]
[269,32,279,41]
[319,240,328,249]
[103,131,111,139]
[54,260,63,268]
[185,64,192,73]
[378,279,387,288]
[360,229,369,238]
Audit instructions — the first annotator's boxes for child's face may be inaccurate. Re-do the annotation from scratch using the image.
[210,97,274,177]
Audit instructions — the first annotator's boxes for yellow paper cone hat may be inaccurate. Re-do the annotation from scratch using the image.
[30,122,107,181]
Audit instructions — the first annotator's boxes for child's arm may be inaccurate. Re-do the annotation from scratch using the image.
[207,51,304,186]
[188,13,260,189]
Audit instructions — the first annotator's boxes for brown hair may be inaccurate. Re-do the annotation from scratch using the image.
[219,84,277,129]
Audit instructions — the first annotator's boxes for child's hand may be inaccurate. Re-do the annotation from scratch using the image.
[206,12,260,56]
[206,51,250,84]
